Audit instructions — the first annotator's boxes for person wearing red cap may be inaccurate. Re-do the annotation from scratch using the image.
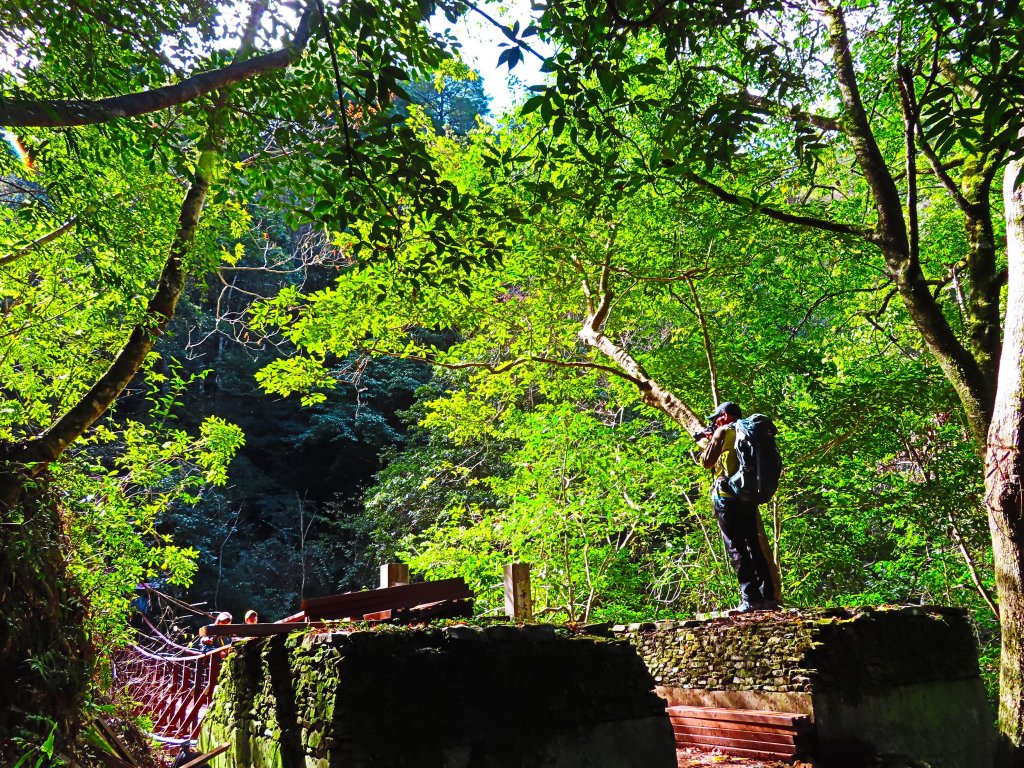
[696,402,781,613]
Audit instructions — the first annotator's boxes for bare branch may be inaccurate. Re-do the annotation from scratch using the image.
[948,511,1000,620]
[914,120,971,214]
[607,265,704,283]
[438,0,545,62]
[577,266,702,432]
[687,269,720,405]
[898,65,921,267]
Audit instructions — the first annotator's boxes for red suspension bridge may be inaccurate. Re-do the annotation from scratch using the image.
[111,607,226,744]
[111,571,474,746]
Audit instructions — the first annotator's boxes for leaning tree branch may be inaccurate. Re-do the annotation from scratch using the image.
[0,2,316,127]
[816,0,907,245]
[739,91,844,134]
[8,3,275,467]
[0,178,177,267]
[406,354,645,385]
[0,216,78,267]
[576,259,703,433]
[12,177,204,465]
[687,173,871,238]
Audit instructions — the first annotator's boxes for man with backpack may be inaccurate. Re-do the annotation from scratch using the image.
[695,401,782,613]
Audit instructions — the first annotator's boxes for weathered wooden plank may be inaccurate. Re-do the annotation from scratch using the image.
[675,731,800,754]
[362,598,475,623]
[379,563,410,588]
[670,715,811,736]
[503,563,533,621]
[675,737,798,760]
[671,722,804,746]
[300,578,472,619]
[667,705,812,728]
[176,742,231,768]
[403,598,474,620]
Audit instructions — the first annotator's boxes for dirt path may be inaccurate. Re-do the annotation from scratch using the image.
[677,748,814,768]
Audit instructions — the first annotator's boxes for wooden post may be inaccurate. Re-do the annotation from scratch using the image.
[379,562,410,589]
[503,562,533,621]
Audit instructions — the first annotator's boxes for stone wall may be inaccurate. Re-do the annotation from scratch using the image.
[615,614,816,695]
[198,623,676,768]
[612,606,994,768]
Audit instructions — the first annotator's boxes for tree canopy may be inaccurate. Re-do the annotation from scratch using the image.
[4,1,1024,766]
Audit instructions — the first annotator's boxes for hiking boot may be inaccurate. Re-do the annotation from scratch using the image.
[758,600,782,611]
[728,600,760,614]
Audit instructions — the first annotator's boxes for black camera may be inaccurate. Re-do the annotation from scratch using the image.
[691,422,715,442]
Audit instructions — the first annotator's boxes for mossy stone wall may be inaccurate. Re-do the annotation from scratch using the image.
[613,606,980,694]
[613,614,816,694]
[613,606,993,768]
[199,624,676,768]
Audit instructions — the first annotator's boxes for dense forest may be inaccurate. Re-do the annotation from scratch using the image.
[2,0,1024,766]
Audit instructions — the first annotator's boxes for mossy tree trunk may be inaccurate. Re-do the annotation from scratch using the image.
[0,473,92,749]
[0,118,213,750]
[988,154,1024,768]
[0,4,313,749]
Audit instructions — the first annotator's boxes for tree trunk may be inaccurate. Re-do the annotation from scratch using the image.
[0,3,296,753]
[0,78,219,753]
[988,154,1024,768]
[0,473,92,753]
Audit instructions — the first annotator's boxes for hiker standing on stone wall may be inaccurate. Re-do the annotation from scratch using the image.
[694,402,782,613]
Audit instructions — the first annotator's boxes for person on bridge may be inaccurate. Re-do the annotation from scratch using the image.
[172,743,198,768]
[200,611,233,651]
[244,609,259,625]
[695,401,781,613]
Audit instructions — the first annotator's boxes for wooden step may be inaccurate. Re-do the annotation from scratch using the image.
[667,705,815,762]
[677,740,802,761]
[668,704,811,728]
[671,722,807,746]
[670,714,813,737]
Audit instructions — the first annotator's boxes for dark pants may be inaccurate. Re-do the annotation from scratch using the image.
[712,479,778,606]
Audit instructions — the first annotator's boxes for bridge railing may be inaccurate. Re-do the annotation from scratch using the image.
[111,642,224,742]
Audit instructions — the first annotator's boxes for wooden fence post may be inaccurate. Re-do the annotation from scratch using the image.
[503,562,533,621]
[379,562,410,589]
